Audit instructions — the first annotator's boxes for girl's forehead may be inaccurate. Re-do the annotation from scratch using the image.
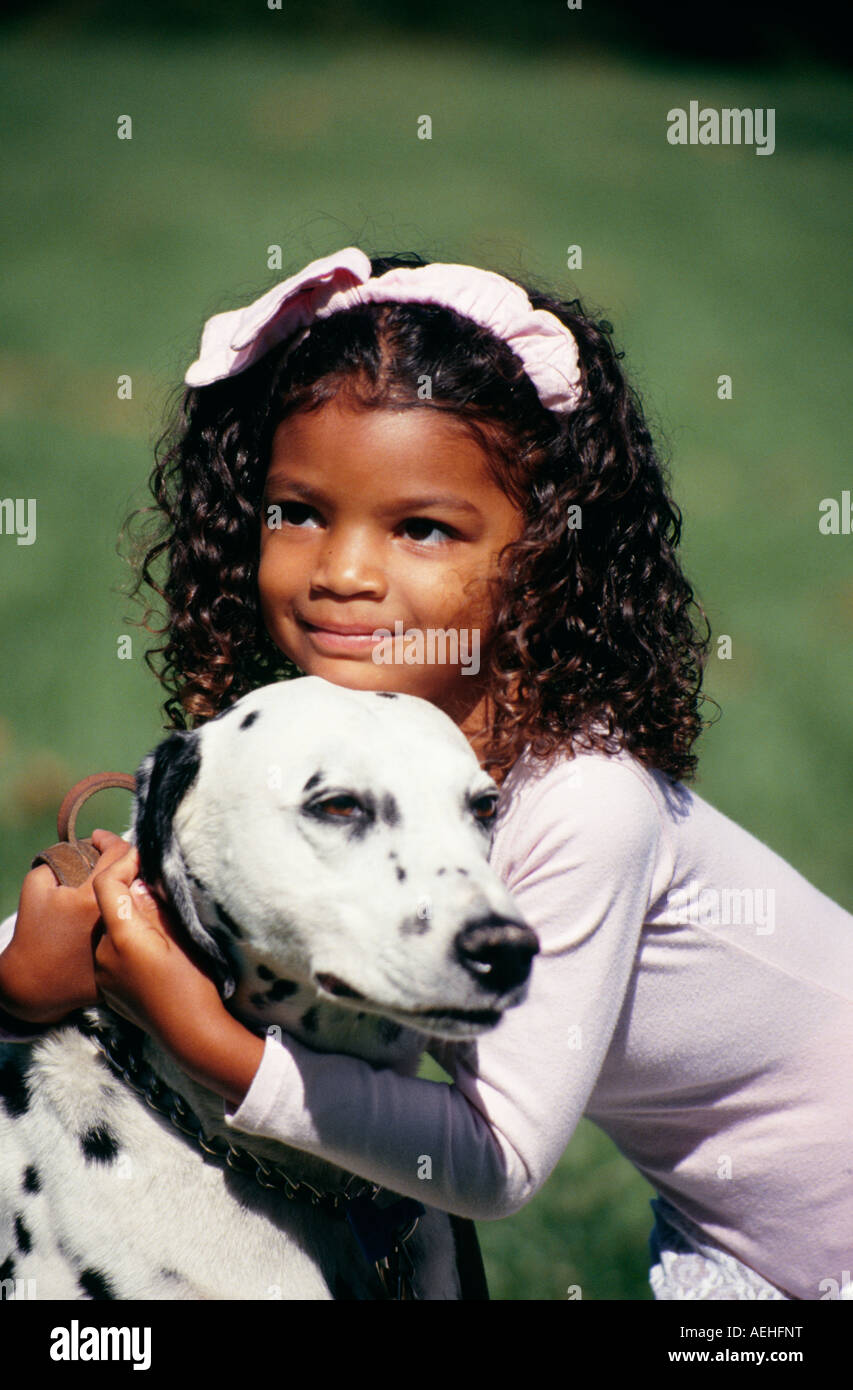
[266,400,504,489]
[271,397,480,447]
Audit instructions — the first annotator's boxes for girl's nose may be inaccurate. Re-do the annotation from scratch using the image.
[310,527,386,597]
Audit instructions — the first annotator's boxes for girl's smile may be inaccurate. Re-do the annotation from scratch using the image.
[258,395,524,742]
[297,619,386,652]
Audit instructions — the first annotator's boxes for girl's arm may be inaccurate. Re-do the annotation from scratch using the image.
[90,760,662,1221]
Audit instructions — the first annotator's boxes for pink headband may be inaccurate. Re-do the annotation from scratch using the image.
[184,247,582,414]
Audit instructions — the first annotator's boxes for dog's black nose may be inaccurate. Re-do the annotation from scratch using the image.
[454,918,539,993]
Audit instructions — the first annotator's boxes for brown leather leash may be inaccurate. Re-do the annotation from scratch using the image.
[31,772,137,886]
[28,771,489,1300]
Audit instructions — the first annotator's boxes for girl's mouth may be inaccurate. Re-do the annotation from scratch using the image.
[297,615,392,653]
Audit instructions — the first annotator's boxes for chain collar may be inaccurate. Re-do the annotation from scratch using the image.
[76,1012,381,1212]
[76,1013,423,1298]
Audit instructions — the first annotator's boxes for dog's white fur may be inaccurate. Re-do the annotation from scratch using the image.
[0,677,537,1299]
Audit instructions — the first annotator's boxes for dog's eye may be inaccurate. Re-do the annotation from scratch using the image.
[471,793,499,823]
[303,792,373,827]
[314,795,363,818]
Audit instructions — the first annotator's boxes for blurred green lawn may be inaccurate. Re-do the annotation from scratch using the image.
[0,30,850,1300]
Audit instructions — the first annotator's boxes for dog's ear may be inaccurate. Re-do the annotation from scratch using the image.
[131,731,236,999]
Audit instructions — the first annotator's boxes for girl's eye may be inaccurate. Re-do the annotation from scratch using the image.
[275,501,321,528]
[401,517,454,546]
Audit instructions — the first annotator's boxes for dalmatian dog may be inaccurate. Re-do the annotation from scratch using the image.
[0,676,538,1300]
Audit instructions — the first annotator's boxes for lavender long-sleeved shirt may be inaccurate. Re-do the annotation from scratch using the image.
[2,748,851,1299]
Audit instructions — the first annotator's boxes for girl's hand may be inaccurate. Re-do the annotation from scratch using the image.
[90,831,225,1046]
[0,831,133,1024]
[91,834,265,1105]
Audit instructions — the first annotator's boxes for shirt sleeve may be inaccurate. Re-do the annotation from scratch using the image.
[223,755,663,1220]
[0,912,16,955]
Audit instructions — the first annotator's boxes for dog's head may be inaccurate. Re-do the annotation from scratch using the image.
[131,676,538,1042]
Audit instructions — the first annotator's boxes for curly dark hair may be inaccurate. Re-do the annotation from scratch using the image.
[124,251,713,785]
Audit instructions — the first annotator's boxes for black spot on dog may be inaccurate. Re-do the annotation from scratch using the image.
[0,1255,14,1281]
[214,901,244,939]
[303,771,323,792]
[437,867,446,876]
[80,1125,120,1164]
[400,913,431,937]
[240,710,260,731]
[376,692,398,699]
[456,868,470,877]
[14,1215,31,1254]
[377,1018,403,1045]
[22,1166,40,1194]
[78,1268,116,1300]
[249,992,268,1009]
[268,978,299,1002]
[395,865,406,882]
[0,1054,30,1118]
[257,964,275,980]
[300,1007,319,1033]
[135,731,201,890]
[380,793,400,827]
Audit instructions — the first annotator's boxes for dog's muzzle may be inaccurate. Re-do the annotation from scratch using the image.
[454,917,539,994]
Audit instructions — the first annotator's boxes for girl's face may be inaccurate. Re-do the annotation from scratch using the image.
[258,395,524,745]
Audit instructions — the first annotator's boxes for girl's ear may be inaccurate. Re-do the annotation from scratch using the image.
[131,732,236,999]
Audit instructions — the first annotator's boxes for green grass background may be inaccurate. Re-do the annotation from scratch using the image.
[0,28,850,1300]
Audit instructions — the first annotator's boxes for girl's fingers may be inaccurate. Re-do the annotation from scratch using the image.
[19,832,130,915]
[90,835,166,925]
[129,877,158,908]
[90,845,163,938]
[90,828,130,856]
[91,842,138,894]
[92,839,138,880]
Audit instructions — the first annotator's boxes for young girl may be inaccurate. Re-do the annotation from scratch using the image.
[1,248,851,1301]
